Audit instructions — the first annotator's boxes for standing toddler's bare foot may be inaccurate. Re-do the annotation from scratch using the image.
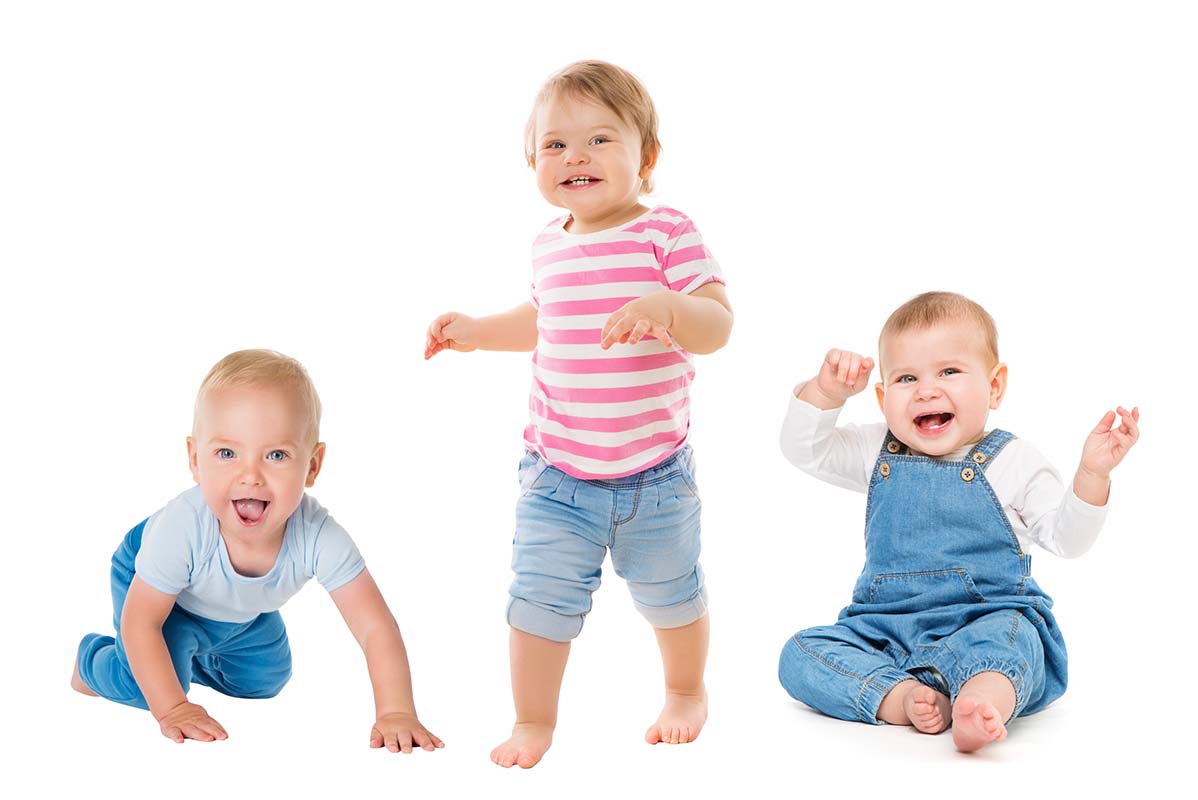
[903,685,950,733]
[491,722,554,768]
[71,659,97,697]
[952,695,1008,752]
[645,689,707,745]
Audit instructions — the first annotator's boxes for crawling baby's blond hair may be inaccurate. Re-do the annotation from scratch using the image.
[194,349,322,446]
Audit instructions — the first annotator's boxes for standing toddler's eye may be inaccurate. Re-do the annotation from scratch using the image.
[267,450,287,462]
[544,141,564,150]
[589,136,608,145]
[941,368,960,376]
[217,448,235,459]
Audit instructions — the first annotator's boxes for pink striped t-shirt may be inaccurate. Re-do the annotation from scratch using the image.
[523,206,725,479]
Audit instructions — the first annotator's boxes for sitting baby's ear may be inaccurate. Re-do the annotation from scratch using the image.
[988,363,1009,409]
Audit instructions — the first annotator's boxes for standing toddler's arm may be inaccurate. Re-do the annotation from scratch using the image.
[424,301,538,359]
[122,576,228,743]
[599,283,733,354]
[329,569,443,753]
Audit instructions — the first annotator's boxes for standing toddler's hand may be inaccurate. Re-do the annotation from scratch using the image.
[425,312,480,359]
[802,349,875,409]
[600,292,675,350]
[369,712,445,754]
[156,700,228,744]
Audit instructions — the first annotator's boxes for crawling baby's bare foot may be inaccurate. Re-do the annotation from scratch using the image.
[903,684,949,733]
[71,659,97,697]
[491,722,554,769]
[645,689,707,745]
[952,695,1007,752]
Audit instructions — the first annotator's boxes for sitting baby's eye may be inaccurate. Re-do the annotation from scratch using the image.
[217,448,235,459]
[941,368,960,376]
[544,141,565,150]
[266,450,288,462]
[896,375,916,384]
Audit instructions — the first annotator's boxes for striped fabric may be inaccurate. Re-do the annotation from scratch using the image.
[523,206,724,479]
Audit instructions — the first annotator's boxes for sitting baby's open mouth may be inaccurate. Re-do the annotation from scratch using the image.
[915,413,954,433]
[234,498,269,525]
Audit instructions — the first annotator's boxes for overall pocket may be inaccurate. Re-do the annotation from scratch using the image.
[868,569,986,606]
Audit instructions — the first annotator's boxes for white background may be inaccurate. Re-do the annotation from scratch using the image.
[2,1,1192,796]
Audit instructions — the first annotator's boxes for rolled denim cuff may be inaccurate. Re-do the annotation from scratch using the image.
[506,597,584,642]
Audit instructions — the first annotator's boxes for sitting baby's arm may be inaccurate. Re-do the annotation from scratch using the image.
[330,569,443,754]
[122,576,227,743]
[781,349,879,492]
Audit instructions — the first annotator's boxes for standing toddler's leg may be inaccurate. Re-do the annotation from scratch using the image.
[490,628,570,769]
[645,614,709,744]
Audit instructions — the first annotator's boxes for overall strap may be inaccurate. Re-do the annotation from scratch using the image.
[966,429,1016,473]
[878,430,909,459]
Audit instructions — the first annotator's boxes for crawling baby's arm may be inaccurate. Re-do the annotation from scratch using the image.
[122,576,228,743]
[330,568,443,754]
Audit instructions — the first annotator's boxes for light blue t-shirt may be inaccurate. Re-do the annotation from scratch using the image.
[134,486,366,623]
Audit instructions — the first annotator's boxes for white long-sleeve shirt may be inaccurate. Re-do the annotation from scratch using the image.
[780,392,1107,558]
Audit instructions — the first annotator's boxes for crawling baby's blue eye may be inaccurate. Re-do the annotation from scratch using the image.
[267,450,287,462]
[217,448,235,459]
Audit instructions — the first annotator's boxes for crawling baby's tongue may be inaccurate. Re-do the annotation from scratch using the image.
[234,499,267,523]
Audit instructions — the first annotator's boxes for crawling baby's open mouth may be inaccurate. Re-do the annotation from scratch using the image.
[914,413,954,434]
[233,499,269,525]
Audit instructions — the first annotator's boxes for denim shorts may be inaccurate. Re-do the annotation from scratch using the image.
[507,446,707,642]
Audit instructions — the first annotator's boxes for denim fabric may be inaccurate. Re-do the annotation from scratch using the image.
[77,520,292,710]
[779,429,1067,723]
[508,446,707,641]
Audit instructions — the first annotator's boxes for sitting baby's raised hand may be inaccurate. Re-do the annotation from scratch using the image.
[800,349,875,410]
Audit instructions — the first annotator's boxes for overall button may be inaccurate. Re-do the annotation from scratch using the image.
[879,462,891,478]
[972,452,987,464]
[961,467,975,482]
[886,441,901,454]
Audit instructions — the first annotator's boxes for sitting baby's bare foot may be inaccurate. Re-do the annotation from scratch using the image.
[952,695,1008,752]
[71,659,97,697]
[490,722,554,769]
[903,684,949,733]
[645,689,707,745]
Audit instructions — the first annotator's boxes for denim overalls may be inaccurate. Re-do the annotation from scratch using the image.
[779,429,1068,724]
[77,520,292,710]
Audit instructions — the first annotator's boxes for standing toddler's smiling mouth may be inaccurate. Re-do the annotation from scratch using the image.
[561,175,601,187]
[233,498,269,525]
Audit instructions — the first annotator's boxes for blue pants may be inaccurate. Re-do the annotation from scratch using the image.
[76,520,291,710]
[508,446,707,642]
